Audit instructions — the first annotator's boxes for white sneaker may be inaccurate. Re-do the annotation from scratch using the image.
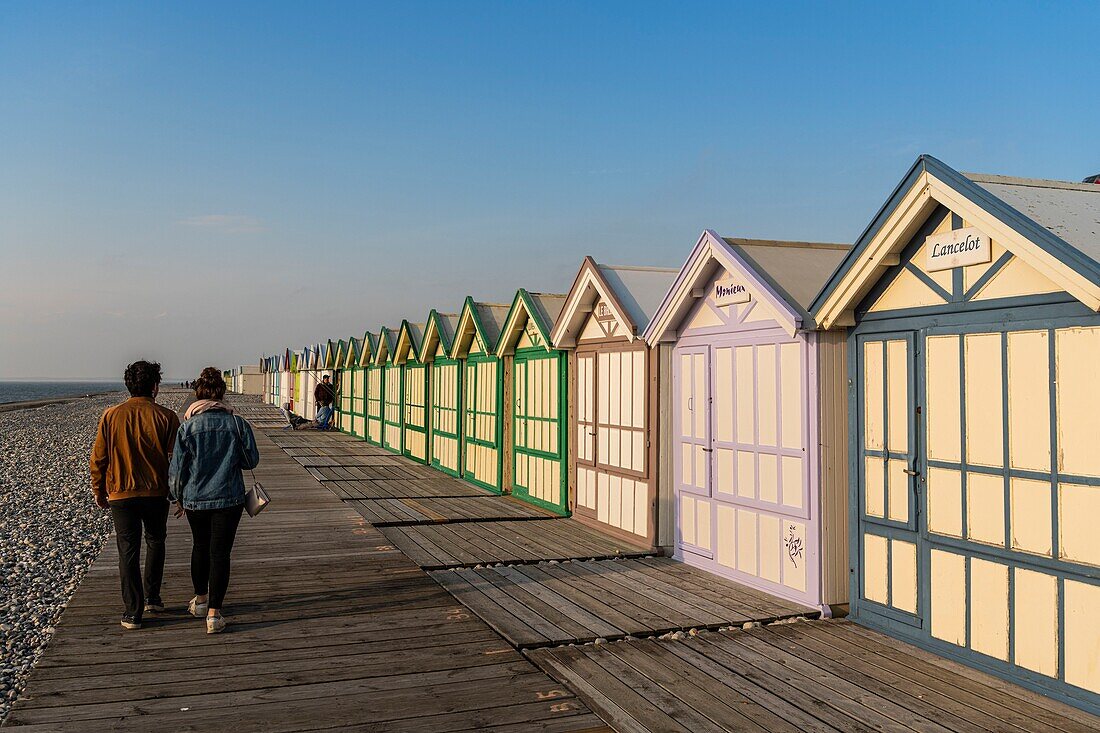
[206,615,226,634]
[188,597,209,618]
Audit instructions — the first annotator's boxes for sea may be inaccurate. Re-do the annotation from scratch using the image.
[0,381,126,405]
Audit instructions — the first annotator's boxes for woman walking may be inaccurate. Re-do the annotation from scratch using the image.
[169,367,260,633]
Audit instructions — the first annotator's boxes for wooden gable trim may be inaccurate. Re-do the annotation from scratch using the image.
[393,321,422,365]
[813,157,1100,329]
[451,297,496,359]
[495,289,553,357]
[643,230,804,343]
[550,256,638,349]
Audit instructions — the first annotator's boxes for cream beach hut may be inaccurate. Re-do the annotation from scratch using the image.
[360,333,385,445]
[643,231,852,613]
[375,327,404,454]
[811,155,1100,713]
[496,290,569,514]
[450,298,512,493]
[551,257,678,548]
[394,321,429,463]
[342,336,365,438]
[421,310,462,476]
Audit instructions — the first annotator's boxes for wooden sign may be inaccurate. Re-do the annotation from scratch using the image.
[714,277,750,306]
[925,226,991,272]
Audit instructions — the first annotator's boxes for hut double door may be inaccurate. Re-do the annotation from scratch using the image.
[674,335,816,602]
[431,360,461,476]
[463,356,502,493]
[350,367,366,439]
[858,322,1100,709]
[512,351,567,514]
[575,346,649,541]
[403,364,428,463]
[382,367,403,453]
[366,368,384,445]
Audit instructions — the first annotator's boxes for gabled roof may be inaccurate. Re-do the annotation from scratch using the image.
[644,231,850,341]
[551,256,678,348]
[495,290,568,357]
[374,326,400,365]
[325,340,340,370]
[450,297,513,359]
[393,321,426,364]
[358,331,378,367]
[343,337,361,369]
[421,310,461,362]
[811,155,1100,328]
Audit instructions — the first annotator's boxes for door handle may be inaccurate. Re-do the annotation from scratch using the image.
[903,468,920,476]
[702,448,713,453]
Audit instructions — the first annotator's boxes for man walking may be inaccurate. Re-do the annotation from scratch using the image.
[90,360,180,629]
[314,373,336,430]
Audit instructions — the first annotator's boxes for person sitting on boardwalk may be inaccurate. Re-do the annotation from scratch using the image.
[89,360,180,630]
[314,374,335,430]
[169,367,260,634]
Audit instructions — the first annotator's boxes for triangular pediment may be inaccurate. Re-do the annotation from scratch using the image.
[813,155,1100,328]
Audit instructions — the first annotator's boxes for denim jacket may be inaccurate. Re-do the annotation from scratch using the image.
[168,411,260,510]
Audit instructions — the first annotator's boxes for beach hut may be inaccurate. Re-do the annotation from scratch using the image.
[281,349,293,410]
[332,340,350,432]
[811,155,1100,712]
[360,333,384,445]
[394,321,429,463]
[496,290,569,514]
[551,258,678,548]
[421,309,462,476]
[643,232,852,612]
[451,298,512,493]
[375,327,404,454]
[341,336,365,437]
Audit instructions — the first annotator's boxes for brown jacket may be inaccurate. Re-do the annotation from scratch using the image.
[90,397,181,502]
[314,381,335,406]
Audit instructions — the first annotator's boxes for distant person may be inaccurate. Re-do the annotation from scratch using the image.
[169,367,260,634]
[89,360,180,630]
[314,374,335,430]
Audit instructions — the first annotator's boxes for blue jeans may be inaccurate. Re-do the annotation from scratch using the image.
[316,405,333,429]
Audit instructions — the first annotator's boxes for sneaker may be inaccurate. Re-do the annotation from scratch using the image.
[144,599,165,613]
[120,615,141,630]
[188,596,209,618]
[206,615,226,634]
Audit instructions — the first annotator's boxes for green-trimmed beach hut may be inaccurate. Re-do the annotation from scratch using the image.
[394,321,429,464]
[361,333,385,445]
[422,310,462,476]
[496,290,569,514]
[375,326,404,454]
[342,336,365,438]
[451,298,511,494]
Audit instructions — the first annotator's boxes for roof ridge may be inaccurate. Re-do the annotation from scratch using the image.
[600,264,679,273]
[722,237,851,251]
[965,172,1100,193]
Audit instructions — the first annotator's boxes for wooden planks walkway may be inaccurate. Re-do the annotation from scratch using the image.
[380,520,654,570]
[529,621,1100,733]
[348,495,554,526]
[430,557,816,648]
[3,405,609,731]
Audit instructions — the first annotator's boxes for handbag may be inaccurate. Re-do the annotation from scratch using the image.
[232,416,270,517]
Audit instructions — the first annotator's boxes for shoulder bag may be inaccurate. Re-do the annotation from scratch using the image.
[232,416,270,517]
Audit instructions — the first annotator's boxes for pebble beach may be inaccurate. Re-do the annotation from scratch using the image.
[0,388,191,722]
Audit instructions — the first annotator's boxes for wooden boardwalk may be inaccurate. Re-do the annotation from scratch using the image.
[13,397,1097,732]
[430,557,814,648]
[3,406,609,731]
[530,622,1100,733]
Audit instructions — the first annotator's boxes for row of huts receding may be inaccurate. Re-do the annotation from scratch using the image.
[255,155,1100,715]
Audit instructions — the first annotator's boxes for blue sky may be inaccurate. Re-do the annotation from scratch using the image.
[1,1,1097,379]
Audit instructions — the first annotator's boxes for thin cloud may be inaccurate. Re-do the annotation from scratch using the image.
[177,214,266,234]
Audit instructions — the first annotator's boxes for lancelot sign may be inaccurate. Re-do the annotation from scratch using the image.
[714,277,751,306]
[925,226,991,272]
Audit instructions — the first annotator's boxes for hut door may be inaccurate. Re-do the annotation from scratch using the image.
[857,332,922,623]
[512,352,566,514]
[675,346,713,557]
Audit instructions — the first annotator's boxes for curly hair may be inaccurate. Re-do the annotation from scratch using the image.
[194,366,227,401]
[124,360,162,398]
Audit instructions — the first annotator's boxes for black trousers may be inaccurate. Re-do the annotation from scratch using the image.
[186,504,244,609]
[109,497,169,619]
